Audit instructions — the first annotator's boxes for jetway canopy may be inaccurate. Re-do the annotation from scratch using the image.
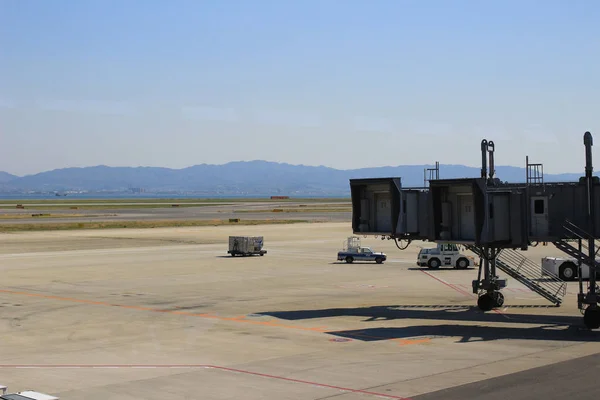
[349,177,401,236]
[427,178,528,248]
[348,175,600,246]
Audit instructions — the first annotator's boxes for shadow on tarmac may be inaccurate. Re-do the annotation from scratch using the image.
[256,304,600,343]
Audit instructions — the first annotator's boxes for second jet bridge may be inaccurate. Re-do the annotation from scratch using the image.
[427,178,528,249]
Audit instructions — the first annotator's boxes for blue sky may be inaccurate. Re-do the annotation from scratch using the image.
[1,0,599,176]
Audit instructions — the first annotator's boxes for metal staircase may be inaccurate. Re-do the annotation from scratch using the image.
[466,246,567,306]
[553,220,600,272]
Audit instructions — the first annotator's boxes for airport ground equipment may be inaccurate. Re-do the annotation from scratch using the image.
[227,236,267,257]
[542,255,600,281]
[349,132,600,329]
[417,243,473,269]
[0,384,59,400]
[337,236,387,263]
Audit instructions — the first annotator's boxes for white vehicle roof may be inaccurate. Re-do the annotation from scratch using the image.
[2,392,59,400]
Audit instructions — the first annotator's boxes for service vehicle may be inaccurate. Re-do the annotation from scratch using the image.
[416,243,473,269]
[337,236,387,264]
[0,384,59,400]
[542,256,600,281]
[227,236,267,257]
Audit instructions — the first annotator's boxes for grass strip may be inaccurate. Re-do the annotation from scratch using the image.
[1,204,227,210]
[0,219,315,232]
[234,208,351,213]
[0,197,350,205]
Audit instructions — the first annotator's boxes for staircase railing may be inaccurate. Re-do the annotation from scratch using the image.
[466,245,566,305]
[561,220,600,259]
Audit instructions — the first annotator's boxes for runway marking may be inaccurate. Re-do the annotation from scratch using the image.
[0,289,432,346]
[0,364,412,399]
[420,270,472,298]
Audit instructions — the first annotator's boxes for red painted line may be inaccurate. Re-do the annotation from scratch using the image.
[0,364,412,399]
[420,270,473,297]
[420,270,509,318]
[208,365,413,399]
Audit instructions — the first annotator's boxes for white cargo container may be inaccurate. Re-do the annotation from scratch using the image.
[228,236,267,257]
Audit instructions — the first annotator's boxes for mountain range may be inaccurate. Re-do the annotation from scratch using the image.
[0,161,589,196]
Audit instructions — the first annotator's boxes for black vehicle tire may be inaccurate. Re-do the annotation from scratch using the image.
[428,258,441,269]
[455,258,469,269]
[559,262,577,281]
[477,293,494,312]
[584,305,600,329]
[346,256,354,264]
[375,257,383,264]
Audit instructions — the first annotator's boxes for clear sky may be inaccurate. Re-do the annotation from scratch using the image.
[1,0,599,176]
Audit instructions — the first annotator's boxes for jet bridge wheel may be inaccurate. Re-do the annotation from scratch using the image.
[477,293,494,312]
[477,291,504,311]
[584,305,600,330]
[492,291,504,307]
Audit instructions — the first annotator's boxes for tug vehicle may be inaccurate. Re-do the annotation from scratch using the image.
[416,243,473,269]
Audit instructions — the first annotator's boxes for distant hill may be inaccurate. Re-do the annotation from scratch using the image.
[0,171,17,184]
[0,161,587,196]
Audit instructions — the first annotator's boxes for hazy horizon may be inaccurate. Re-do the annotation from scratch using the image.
[2,0,599,176]
[0,158,590,178]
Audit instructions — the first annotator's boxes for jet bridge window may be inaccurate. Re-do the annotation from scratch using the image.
[534,199,544,214]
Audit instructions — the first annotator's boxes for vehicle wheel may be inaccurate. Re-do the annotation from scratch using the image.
[584,305,600,329]
[345,256,354,264]
[375,257,383,264]
[428,258,440,269]
[477,293,494,312]
[492,291,505,307]
[559,262,577,281]
[260,253,264,256]
[455,258,469,269]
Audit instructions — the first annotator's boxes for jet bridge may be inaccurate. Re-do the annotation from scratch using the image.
[349,177,429,245]
[348,132,600,329]
[349,177,401,237]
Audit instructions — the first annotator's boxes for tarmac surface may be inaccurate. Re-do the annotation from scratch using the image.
[0,201,351,224]
[412,351,600,400]
[0,221,599,399]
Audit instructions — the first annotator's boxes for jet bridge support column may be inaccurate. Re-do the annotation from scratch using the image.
[472,246,506,311]
[471,140,507,311]
[581,131,600,329]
